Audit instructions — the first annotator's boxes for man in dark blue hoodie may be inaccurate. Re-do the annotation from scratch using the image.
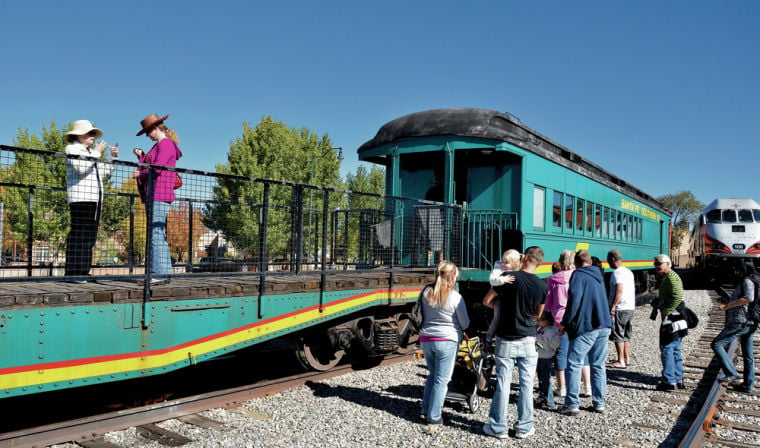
[557,250,612,416]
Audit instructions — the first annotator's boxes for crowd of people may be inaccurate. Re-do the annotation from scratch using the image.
[416,248,758,440]
[63,114,181,285]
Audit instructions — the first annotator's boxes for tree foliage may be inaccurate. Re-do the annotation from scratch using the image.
[167,203,207,263]
[2,124,69,260]
[204,117,341,259]
[657,191,704,251]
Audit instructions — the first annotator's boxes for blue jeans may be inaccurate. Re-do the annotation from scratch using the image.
[712,321,757,390]
[740,323,757,390]
[555,332,589,371]
[565,327,610,409]
[660,332,683,385]
[421,340,458,422]
[151,201,172,276]
[536,357,555,406]
[488,336,538,434]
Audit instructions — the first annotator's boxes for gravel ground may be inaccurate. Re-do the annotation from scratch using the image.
[52,290,715,448]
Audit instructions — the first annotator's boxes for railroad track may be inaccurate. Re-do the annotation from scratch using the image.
[0,353,413,448]
[631,289,760,448]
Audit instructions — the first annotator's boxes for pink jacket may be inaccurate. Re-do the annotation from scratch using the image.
[138,138,183,203]
[545,269,573,326]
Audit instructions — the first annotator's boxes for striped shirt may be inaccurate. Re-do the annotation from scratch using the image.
[659,270,684,316]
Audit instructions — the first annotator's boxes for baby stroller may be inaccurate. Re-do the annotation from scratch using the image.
[444,335,493,412]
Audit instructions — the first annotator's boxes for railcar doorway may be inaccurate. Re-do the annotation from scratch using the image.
[397,149,523,270]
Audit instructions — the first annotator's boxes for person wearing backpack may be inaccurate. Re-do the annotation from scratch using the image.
[710,262,758,393]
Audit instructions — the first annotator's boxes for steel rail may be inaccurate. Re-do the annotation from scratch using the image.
[676,338,738,448]
[0,353,413,448]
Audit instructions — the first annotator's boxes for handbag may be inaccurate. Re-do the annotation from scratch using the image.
[174,173,182,189]
[683,306,699,329]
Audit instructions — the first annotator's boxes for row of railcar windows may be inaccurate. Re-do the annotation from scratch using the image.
[532,187,642,242]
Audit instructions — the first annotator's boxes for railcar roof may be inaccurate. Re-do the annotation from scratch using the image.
[703,198,760,212]
[358,108,670,216]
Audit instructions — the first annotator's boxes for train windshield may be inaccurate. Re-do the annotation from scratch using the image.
[738,209,754,223]
[706,209,722,223]
[754,210,760,222]
[722,210,737,222]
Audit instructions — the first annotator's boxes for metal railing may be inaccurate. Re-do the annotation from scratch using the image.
[0,144,517,290]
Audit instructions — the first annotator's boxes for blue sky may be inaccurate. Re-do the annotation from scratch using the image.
[1,0,757,206]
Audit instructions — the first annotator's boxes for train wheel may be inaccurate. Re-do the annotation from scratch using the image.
[295,335,345,371]
[395,313,419,354]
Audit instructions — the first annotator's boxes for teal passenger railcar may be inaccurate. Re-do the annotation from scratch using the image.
[358,108,671,291]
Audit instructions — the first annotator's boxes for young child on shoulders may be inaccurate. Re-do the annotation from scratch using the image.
[485,250,520,341]
[536,310,561,407]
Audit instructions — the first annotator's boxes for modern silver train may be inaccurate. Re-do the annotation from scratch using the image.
[689,198,760,283]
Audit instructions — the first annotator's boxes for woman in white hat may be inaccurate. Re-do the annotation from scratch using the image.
[134,113,183,283]
[64,119,118,283]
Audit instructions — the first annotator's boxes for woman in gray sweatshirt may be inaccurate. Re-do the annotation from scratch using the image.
[419,261,470,430]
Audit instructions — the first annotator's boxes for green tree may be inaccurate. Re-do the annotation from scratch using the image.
[2,124,69,261]
[204,117,341,260]
[657,191,704,251]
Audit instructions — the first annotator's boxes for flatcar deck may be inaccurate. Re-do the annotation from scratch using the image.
[0,271,436,308]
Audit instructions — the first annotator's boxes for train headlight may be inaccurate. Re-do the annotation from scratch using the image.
[710,243,725,250]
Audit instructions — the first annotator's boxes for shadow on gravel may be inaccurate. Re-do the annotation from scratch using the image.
[605,368,661,391]
[304,380,485,432]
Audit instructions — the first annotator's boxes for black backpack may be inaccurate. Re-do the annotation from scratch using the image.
[749,278,760,323]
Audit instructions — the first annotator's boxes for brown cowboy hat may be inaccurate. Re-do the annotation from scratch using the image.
[136,113,169,136]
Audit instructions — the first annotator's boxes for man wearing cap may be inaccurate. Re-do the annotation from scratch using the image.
[653,254,687,391]
[64,120,118,283]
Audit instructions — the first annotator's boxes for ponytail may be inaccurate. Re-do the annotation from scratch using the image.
[427,261,458,308]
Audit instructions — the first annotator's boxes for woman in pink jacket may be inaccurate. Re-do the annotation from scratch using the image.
[134,114,183,282]
[545,250,591,398]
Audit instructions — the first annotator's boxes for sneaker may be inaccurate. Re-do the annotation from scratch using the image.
[656,382,676,391]
[66,278,88,284]
[150,278,170,285]
[733,384,754,393]
[483,424,508,439]
[719,375,742,385]
[557,405,580,416]
[593,405,606,413]
[554,388,566,398]
[676,382,686,390]
[515,427,536,439]
[580,386,592,398]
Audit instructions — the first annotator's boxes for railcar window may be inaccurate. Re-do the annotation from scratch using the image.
[565,195,574,229]
[722,210,737,223]
[602,207,609,237]
[576,199,584,231]
[586,202,593,233]
[533,186,545,229]
[552,191,562,227]
[616,211,623,239]
[595,204,602,237]
[621,214,628,240]
[608,209,615,239]
[738,209,753,223]
[706,209,722,223]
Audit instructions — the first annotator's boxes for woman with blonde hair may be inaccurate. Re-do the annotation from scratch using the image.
[546,249,591,398]
[419,261,470,432]
[134,114,183,283]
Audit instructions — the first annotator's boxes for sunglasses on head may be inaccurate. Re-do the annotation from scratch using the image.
[654,261,668,266]
[86,130,99,137]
